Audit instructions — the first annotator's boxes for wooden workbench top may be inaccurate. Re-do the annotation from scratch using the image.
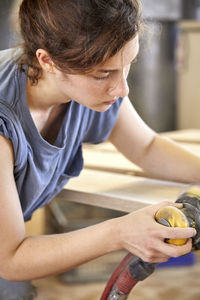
[56,129,199,213]
[58,169,190,213]
[82,140,200,177]
[161,128,200,143]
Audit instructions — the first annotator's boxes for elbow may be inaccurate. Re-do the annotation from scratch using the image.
[0,256,25,281]
[0,264,19,281]
[0,237,28,281]
[0,269,26,282]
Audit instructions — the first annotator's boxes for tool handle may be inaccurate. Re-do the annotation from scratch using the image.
[155,205,189,245]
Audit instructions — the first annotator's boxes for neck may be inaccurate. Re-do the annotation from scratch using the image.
[26,71,71,111]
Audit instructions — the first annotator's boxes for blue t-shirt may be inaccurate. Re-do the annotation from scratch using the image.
[0,48,123,221]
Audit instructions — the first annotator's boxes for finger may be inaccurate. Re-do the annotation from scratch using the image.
[159,226,196,240]
[156,239,193,258]
[128,246,171,263]
[171,203,183,209]
[148,201,177,215]
[142,256,170,264]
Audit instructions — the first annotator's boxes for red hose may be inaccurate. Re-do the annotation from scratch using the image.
[100,253,156,300]
[100,252,138,300]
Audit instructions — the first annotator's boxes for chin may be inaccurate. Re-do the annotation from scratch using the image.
[91,104,112,113]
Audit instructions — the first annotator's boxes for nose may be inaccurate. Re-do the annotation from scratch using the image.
[107,72,129,99]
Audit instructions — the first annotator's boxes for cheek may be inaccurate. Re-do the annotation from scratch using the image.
[86,81,109,95]
[68,76,110,99]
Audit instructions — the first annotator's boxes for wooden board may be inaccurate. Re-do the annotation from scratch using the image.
[83,144,143,176]
[178,142,200,155]
[57,169,190,213]
[82,140,200,177]
[161,129,200,143]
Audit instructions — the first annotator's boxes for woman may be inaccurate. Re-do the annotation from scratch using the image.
[0,0,198,298]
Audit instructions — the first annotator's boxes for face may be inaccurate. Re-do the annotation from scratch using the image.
[55,34,139,112]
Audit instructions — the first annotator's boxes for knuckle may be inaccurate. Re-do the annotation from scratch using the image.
[144,257,155,263]
[146,226,157,238]
[161,257,170,263]
[161,201,172,207]
[144,238,155,250]
[144,249,154,261]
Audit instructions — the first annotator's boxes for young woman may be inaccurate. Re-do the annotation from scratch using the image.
[0,0,199,298]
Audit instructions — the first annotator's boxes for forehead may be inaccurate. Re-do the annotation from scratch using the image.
[97,34,139,71]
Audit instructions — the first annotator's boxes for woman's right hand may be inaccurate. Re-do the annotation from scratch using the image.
[113,201,196,263]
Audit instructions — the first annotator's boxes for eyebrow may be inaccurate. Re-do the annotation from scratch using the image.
[97,55,139,74]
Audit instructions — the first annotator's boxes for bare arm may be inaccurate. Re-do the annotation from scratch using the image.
[109,97,200,183]
[0,134,196,281]
[0,135,117,280]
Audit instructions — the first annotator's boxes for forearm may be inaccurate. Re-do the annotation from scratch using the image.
[139,134,200,183]
[1,219,118,281]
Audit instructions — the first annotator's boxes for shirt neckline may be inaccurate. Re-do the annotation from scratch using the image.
[18,67,70,151]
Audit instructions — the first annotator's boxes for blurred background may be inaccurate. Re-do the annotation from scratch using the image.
[1,0,200,132]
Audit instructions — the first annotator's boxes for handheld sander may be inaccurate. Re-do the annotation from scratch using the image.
[100,186,200,300]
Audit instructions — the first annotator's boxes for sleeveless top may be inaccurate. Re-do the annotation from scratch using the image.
[0,48,123,220]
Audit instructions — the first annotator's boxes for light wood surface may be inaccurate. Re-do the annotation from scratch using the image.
[58,169,190,213]
[82,139,200,177]
[161,129,200,143]
[83,143,143,176]
[178,142,200,154]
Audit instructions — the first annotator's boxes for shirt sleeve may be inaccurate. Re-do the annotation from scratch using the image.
[0,116,12,140]
[0,104,28,172]
[82,97,123,144]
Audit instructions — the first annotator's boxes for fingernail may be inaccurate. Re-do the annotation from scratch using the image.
[191,228,197,236]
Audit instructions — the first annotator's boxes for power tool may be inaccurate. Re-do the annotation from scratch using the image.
[101,186,200,300]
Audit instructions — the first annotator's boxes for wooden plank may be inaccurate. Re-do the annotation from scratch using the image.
[58,169,189,213]
[178,142,200,155]
[82,140,200,177]
[161,129,200,143]
[83,145,143,176]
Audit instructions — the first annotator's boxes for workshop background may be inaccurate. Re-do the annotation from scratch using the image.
[1,0,200,299]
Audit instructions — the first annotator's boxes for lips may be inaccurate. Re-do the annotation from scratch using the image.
[103,99,117,105]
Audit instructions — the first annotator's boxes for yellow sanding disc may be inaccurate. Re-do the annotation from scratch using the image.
[155,206,189,246]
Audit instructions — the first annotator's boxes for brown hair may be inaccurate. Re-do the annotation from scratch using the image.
[18,0,142,85]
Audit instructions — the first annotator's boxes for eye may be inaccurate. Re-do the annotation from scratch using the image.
[93,74,110,81]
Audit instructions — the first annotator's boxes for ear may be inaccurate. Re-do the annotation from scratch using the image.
[36,49,55,73]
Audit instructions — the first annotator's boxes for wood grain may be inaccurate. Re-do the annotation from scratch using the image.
[58,169,190,213]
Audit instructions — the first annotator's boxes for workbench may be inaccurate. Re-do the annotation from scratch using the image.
[26,128,200,233]
[56,128,200,213]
